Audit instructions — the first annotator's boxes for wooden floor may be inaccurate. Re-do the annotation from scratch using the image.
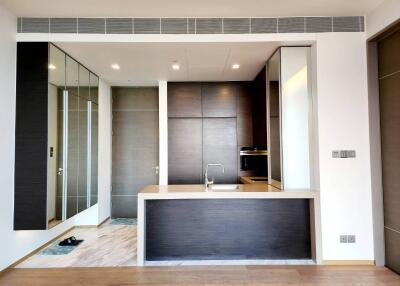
[0,265,399,285]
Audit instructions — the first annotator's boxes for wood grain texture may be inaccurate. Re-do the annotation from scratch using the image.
[112,87,159,218]
[378,26,400,274]
[168,82,202,117]
[1,265,400,286]
[203,118,238,183]
[146,199,311,260]
[14,42,49,230]
[252,66,268,148]
[201,83,237,118]
[168,118,203,184]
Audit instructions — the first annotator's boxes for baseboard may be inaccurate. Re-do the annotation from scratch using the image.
[98,216,110,227]
[1,226,75,273]
[323,260,375,266]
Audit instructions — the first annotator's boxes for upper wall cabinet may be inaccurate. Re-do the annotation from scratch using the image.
[267,47,312,190]
[14,43,99,230]
[168,83,202,117]
[202,83,237,117]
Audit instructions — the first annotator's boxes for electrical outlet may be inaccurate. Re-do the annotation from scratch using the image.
[340,235,348,243]
[332,151,340,158]
[348,235,356,243]
[332,150,356,158]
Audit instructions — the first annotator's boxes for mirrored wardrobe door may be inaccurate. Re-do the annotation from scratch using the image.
[78,66,90,212]
[65,55,80,219]
[48,44,66,228]
[89,73,99,206]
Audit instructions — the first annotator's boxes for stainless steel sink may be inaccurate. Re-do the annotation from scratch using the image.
[208,184,240,191]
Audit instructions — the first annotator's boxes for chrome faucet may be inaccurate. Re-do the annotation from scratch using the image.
[205,163,225,188]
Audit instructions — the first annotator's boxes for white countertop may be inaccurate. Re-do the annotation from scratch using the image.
[138,184,319,200]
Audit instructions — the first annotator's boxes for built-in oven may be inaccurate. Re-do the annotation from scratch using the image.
[240,147,269,176]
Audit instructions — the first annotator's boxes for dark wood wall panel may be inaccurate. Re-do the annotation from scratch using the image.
[146,199,311,260]
[168,82,254,184]
[203,118,238,183]
[168,118,203,184]
[202,83,237,117]
[112,87,159,218]
[378,25,400,274]
[14,42,49,230]
[168,83,202,117]
[252,67,268,148]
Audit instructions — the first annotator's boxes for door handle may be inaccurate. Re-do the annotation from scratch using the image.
[57,168,63,175]
[152,166,159,174]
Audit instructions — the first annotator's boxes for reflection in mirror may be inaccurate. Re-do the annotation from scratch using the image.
[47,44,65,228]
[66,55,80,219]
[89,73,99,206]
[267,49,282,189]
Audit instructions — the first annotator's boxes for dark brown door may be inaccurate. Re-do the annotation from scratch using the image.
[112,87,159,218]
[378,26,400,274]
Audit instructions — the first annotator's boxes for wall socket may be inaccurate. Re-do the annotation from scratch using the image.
[332,150,356,158]
[340,235,356,243]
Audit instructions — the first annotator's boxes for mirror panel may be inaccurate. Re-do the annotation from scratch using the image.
[91,102,99,206]
[48,44,65,228]
[267,49,282,189]
[66,55,80,219]
[280,47,311,189]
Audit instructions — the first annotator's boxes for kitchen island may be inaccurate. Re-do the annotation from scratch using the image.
[137,184,321,266]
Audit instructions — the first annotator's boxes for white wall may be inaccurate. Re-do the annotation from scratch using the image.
[315,33,374,261]
[158,81,168,185]
[366,0,400,39]
[98,79,112,224]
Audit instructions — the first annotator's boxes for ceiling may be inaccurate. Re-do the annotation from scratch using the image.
[55,42,282,86]
[1,0,383,17]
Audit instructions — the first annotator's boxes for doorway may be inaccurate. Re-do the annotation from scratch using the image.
[111,87,159,218]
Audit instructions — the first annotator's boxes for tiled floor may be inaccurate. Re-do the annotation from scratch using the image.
[16,220,137,268]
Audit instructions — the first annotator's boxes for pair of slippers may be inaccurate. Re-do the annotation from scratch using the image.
[59,236,83,246]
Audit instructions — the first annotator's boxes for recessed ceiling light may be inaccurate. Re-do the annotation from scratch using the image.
[232,64,240,69]
[111,64,120,70]
[48,64,56,70]
[172,62,180,70]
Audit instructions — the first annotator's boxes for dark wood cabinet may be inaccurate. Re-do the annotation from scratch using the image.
[167,82,252,184]
[14,42,49,230]
[203,118,238,183]
[168,118,203,184]
[252,67,268,148]
[168,83,202,117]
[201,83,237,118]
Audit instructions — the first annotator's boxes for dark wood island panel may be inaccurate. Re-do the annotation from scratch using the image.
[146,199,311,260]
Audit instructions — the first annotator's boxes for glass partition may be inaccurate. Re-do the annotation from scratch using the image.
[90,73,99,206]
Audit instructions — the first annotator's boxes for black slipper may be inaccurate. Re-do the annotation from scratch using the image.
[59,236,84,246]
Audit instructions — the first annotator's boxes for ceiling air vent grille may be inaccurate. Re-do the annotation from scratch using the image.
[278,17,305,33]
[18,16,365,34]
[21,18,49,33]
[305,17,332,33]
[333,16,361,32]
[78,18,105,34]
[161,18,188,34]
[223,18,250,34]
[106,18,132,34]
[196,18,223,34]
[134,18,160,34]
[50,18,77,33]
[250,18,277,33]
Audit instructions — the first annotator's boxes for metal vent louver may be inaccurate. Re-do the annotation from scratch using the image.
[21,18,49,33]
[106,18,132,34]
[333,16,360,32]
[50,18,77,33]
[223,18,250,34]
[196,18,223,34]
[78,18,105,34]
[278,17,305,33]
[18,16,365,34]
[161,18,188,34]
[251,18,277,33]
[305,17,332,33]
[134,18,160,34]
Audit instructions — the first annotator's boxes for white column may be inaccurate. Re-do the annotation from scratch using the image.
[158,81,168,185]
